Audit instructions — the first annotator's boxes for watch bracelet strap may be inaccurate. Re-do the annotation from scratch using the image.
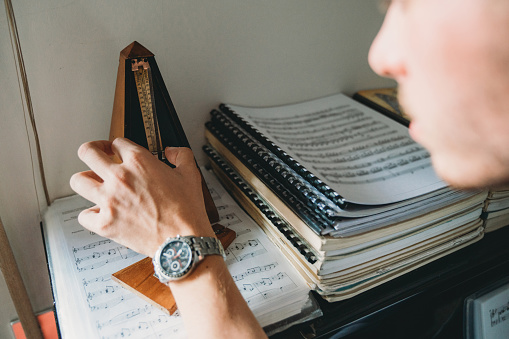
[187,236,225,258]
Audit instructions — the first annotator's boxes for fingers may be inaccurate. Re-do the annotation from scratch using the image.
[165,147,196,168]
[110,137,147,162]
[77,140,116,178]
[77,205,101,232]
[70,170,104,204]
[78,138,150,176]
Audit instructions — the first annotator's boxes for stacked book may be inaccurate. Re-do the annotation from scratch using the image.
[203,93,488,302]
[482,187,509,232]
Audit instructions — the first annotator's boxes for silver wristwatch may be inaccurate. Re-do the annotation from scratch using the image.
[153,235,225,283]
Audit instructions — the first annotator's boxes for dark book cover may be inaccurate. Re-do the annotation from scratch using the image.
[353,88,410,127]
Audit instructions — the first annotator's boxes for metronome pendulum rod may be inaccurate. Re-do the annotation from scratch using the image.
[131,57,164,160]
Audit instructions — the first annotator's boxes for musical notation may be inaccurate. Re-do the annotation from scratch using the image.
[232,262,278,282]
[88,294,135,311]
[82,274,111,287]
[73,245,138,272]
[249,106,432,185]
[224,239,268,265]
[245,283,298,306]
[48,168,309,338]
[228,94,444,205]
[219,212,243,227]
[73,239,112,253]
[86,285,119,300]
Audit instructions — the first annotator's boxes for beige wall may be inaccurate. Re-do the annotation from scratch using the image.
[0,1,394,337]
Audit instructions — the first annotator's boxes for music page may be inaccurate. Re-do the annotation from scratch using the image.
[226,93,446,205]
[43,168,311,338]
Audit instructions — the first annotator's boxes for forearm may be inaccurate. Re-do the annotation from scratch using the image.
[169,256,267,338]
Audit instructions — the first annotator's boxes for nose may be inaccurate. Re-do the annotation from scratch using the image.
[368,6,406,80]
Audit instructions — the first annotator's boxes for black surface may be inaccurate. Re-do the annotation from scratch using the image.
[124,56,190,151]
[271,226,509,339]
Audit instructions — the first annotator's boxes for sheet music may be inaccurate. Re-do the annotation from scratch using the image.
[227,93,446,205]
[475,281,509,338]
[44,168,310,338]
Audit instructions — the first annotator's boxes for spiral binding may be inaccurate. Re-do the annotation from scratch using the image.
[206,120,334,234]
[203,145,318,264]
[210,109,340,219]
[219,104,346,208]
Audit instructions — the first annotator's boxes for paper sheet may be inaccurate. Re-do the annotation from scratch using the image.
[227,93,446,205]
[43,168,310,338]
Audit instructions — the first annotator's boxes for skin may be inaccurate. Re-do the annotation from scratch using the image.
[70,138,266,339]
[71,0,509,336]
[369,0,509,189]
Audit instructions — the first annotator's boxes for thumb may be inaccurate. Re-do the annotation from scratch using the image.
[164,147,195,168]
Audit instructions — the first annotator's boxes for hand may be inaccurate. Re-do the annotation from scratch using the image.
[69,138,213,257]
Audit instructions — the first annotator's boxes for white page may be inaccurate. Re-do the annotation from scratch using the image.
[477,283,509,338]
[44,168,310,338]
[226,93,446,205]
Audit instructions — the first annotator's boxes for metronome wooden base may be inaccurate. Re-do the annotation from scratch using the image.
[111,224,236,315]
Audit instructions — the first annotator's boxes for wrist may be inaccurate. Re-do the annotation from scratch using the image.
[167,213,216,238]
[167,255,226,287]
[153,216,215,255]
[152,234,225,283]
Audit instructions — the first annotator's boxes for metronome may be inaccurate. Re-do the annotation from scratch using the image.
[109,41,218,223]
[109,41,235,314]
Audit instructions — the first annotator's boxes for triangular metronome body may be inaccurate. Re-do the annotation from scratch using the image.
[110,40,220,223]
[120,41,154,59]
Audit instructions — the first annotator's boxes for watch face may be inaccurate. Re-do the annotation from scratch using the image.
[159,239,193,279]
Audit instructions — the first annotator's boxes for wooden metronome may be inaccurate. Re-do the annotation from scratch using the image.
[109,41,236,315]
[109,41,218,222]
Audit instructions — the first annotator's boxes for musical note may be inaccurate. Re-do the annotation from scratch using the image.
[89,294,132,311]
[73,239,113,253]
[219,212,242,227]
[238,248,268,261]
[50,167,309,338]
[243,284,254,292]
[82,274,111,287]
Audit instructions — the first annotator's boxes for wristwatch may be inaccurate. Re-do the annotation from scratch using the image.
[152,235,225,283]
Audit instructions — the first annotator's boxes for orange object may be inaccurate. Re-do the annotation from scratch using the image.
[11,310,58,339]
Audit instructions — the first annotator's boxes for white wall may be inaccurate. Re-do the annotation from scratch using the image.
[0,1,394,337]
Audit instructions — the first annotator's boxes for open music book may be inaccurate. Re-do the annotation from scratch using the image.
[203,92,487,302]
[42,168,320,338]
[206,93,477,237]
[218,93,443,207]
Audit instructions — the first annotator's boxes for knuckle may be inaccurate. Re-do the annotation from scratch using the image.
[112,166,131,184]
[98,206,117,234]
[129,148,146,164]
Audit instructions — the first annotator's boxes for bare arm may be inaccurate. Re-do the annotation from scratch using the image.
[69,137,266,338]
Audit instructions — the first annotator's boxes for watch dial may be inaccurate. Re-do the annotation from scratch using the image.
[160,240,193,278]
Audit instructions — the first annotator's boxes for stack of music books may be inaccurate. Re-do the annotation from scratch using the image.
[203,93,488,301]
[482,187,509,232]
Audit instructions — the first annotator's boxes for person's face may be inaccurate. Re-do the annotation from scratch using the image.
[368,0,509,189]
